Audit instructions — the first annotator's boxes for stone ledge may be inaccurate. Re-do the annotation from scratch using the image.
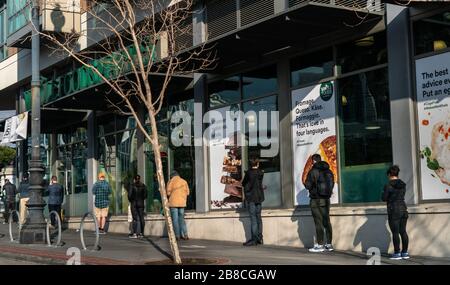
[65,203,450,223]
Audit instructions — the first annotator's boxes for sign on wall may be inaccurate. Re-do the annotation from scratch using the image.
[0,112,28,145]
[291,82,339,205]
[416,52,450,200]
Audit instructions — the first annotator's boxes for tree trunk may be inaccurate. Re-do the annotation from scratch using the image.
[148,110,182,264]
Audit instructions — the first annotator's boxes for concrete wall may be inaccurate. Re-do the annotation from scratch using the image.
[68,203,450,258]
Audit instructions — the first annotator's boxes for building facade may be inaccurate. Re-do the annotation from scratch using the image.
[0,1,450,257]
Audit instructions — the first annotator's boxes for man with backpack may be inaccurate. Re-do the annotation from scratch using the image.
[128,175,148,238]
[305,154,334,253]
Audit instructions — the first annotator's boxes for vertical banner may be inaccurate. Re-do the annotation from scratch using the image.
[207,105,244,209]
[416,52,450,200]
[291,82,339,205]
[1,112,28,145]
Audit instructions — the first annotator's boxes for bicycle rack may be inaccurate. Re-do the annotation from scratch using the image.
[46,210,62,247]
[8,210,20,243]
[79,212,100,251]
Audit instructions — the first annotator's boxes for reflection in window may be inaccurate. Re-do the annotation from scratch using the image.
[291,48,334,87]
[414,11,450,55]
[243,95,281,208]
[337,32,387,74]
[242,65,277,100]
[209,76,240,108]
[338,68,393,203]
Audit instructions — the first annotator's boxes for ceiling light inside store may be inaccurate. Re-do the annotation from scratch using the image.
[433,40,447,51]
[365,125,381,130]
[443,12,450,21]
[355,36,374,47]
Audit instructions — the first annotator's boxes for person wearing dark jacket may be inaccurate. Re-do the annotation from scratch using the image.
[47,176,64,227]
[304,154,334,253]
[382,165,409,260]
[2,179,18,224]
[128,175,148,238]
[242,158,264,246]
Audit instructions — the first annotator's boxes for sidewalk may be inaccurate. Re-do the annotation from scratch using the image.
[0,224,449,265]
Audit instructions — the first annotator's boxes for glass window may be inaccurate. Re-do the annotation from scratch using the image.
[337,32,387,74]
[414,11,450,55]
[242,95,281,208]
[338,68,393,203]
[290,48,334,87]
[242,65,277,100]
[209,76,240,109]
[7,0,30,35]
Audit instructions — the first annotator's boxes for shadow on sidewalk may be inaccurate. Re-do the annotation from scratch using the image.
[143,237,173,259]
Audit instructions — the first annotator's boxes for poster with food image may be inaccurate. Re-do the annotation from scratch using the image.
[416,52,450,200]
[207,105,244,209]
[291,82,339,205]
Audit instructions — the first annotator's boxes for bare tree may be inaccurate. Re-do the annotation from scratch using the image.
[34,0,215,264]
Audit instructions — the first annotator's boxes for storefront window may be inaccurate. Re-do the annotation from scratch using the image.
[209,76,240,109]
[290,48,334,87]
[337,32,387,74]
[243,95,281,208]
[242,65,277,100]
[414,11,450,55]
[208,66,281,209]
[338,68,392,203]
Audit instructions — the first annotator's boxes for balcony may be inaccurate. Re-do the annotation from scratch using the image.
[7,0,81,48]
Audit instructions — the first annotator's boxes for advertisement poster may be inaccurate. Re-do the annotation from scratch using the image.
[291,82,339,205]
[416,52,450,200]
[1,112,28,145]
[207,105,244,209]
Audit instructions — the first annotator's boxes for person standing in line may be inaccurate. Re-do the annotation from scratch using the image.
[47,176,64,227]
[382,165,410,260]
[2,178,18,224]
[166,170,190,241]
[18,174,30,225]
[128,175,148,238]
[242,158,265,246]
[304,154,335,253]
[92,172,111,234]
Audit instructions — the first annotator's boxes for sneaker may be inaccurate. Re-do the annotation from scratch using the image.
[309,245,325,253]
[99,230,106,235]
[401,252,410,260]
[128,233,138,239]
[324,244,334,252]
[138,234,144,238]
[256,238,263,245]
[389,253,402,260]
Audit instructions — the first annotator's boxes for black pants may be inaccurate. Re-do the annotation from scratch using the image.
[4,201,16,223]
[131,204,145,235]
[388,210,409,253]
[310,198,332,245]
[48,204,62,227]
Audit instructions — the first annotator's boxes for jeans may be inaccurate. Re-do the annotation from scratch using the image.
[48,204,62,227]
[388,210,409,253]
[170,207,188,238]
[131,204,145,235]
[248,202,263,242]
[310,198,333,245]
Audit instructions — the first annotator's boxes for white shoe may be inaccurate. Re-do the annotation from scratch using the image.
[309,245,325,253]
[324,244,334,252]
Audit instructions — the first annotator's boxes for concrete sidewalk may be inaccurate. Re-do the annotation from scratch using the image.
[0,224,449,265]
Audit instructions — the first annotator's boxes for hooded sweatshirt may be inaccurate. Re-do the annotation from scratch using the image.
[382,179,407,213]
[305,161,332,199]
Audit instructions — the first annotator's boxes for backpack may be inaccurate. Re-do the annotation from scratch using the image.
[317,169,334,198]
